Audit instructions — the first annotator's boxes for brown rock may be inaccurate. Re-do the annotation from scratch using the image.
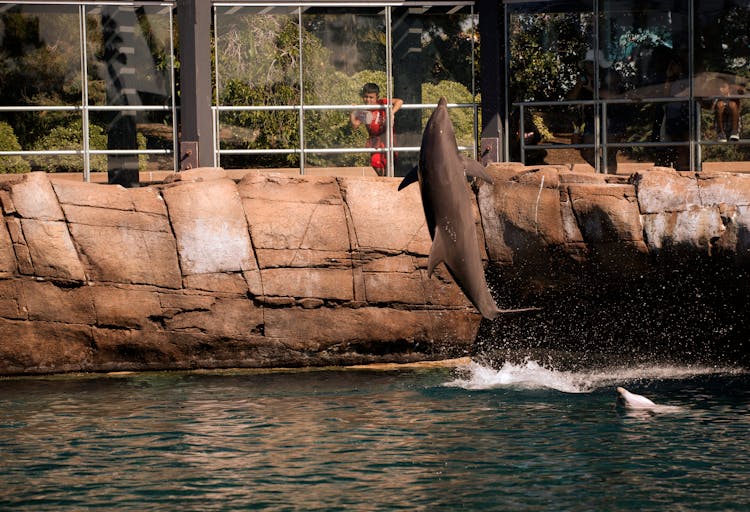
[7,172,64,221]
[265,306,476,348]
[632,169,700,214]
[62,205,170,232]
[698,173,750,207]
[261,267,354,301]
[0,280,24,319]
[239,173,342,204]
[162,178,256,275]
[176,167,227,182]
[92,286,162,329]
[161,297,264,339]
[568,184,643,243]
[478,169,565,263]
[70,224,182,288]
[0,218,17,274]
[183,272,249,294]
[339,177,428,253]
[52,180,133,210]
[21,219,86,281]
[22,280,95,324]
[0,318,95,375]
[642,206,725,253]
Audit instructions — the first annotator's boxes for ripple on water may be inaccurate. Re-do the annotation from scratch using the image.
[0,362,748,511]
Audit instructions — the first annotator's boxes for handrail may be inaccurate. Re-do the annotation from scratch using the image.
[515,95,748,172]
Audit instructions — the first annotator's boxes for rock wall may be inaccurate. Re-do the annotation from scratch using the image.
[474,164,750,369]
[1,165,749,375]
[0,169,478,375]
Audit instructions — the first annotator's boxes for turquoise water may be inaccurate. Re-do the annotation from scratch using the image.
[1,361,749,511]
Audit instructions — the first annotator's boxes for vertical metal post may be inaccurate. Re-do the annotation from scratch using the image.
[168,4,178,172]
[298,7,305,175]
[79,5,90,182]
[385,6,394,177]
[478,0,505,162]
[178,0,212,169]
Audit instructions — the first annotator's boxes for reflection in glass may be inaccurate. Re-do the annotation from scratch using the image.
[215,6,300,106]
[218,109,300,170]
[696,0,749,165]
[0,3,82,165]
[85,5,173,107]
[391,5,477,174]
[301,8,386,106]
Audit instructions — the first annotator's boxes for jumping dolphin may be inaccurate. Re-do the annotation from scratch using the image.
[398,97,503,319]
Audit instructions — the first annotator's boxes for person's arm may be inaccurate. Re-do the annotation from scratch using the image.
[390,98,403,124]
[391,97,403,114]
[350,109,362,129]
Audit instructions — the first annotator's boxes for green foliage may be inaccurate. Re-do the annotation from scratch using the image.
[32,120,147,172]
[0,121,31,173]
[509,13,588,102]
[422,81,476,147]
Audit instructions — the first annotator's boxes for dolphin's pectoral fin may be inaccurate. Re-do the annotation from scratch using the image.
[398,165,419,191]
[461,155,493,184]
[427,229,449,278]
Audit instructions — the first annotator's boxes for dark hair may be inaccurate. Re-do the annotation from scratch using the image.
[361,83,380,96]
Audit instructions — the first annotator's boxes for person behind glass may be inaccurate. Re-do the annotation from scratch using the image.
[350,83,403,176]
[711,77,741,142]
[567,49,623,174]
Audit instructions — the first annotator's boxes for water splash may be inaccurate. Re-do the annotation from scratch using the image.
[444,359,745,394]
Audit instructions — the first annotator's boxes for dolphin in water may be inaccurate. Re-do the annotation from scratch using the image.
[398,97,511,320]
[616,387,658,409]
[616,387,684,413]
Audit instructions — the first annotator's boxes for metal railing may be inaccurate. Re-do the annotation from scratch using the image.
[0,2,178,181]
[516,95,748,173]
[212,101,479,175]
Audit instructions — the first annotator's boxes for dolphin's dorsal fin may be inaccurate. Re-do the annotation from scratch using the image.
[398,165,419,191]
[427,228,449,277]
[461,155,493,184]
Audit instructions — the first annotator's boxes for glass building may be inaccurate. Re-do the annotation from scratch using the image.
[489,0,750,173]
[0,1,747,183]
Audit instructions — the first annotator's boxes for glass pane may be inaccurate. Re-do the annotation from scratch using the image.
[696,0,749,168]
[392,5,478,173]
[218,109,300,170]
[301,7,386,106]
[0,4,82,164]
[0,4,82,107]
[304,108,366,151]
[215,6,300,106]
[85,5,173,107]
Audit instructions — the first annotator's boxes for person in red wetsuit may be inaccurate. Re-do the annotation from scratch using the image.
[350,83,403,176]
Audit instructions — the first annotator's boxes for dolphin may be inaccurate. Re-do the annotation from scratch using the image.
[398,97,505,319]
[616,387,684,413]
[616,387,657,409]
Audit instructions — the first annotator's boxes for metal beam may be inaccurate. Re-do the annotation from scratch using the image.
[178,0,212,169]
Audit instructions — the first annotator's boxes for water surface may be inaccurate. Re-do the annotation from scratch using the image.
[1,361,749,511]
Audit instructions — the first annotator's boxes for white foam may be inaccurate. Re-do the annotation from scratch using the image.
[443,360,745,394]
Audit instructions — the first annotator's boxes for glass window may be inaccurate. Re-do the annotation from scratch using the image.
[0,2,176,177]
[212,3,478,177]
[214,5,302,170]
[0,3,82,171]
[696,0,750,169]
[301,7,387,171]
[392,5,478,175]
